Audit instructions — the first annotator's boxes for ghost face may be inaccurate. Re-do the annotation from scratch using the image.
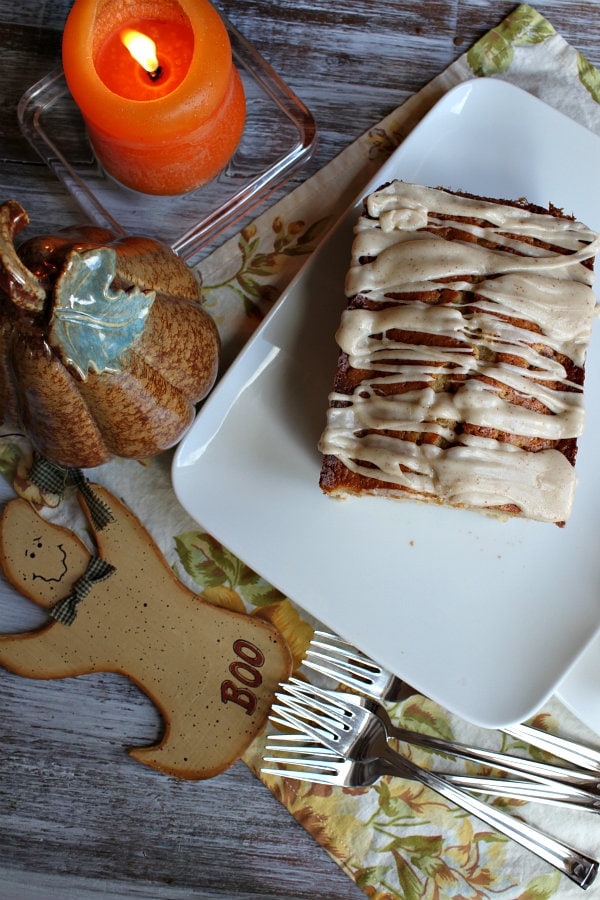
[22,536,68,587]
[0,500,88,605]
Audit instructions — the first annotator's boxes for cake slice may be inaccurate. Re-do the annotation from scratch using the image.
[318,181,600,525]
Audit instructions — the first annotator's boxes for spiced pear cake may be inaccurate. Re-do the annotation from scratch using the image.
[318,181,600,525]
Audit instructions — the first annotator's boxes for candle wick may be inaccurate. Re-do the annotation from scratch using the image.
[148,65,163,82]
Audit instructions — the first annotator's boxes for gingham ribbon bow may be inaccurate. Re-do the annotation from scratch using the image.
[28,455,115,531]
[50,555,116,626]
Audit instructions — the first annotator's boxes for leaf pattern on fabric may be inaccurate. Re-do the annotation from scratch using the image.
[500,712,566,765]
[365,126,402,161]
[467,4,554,77]
[400,696,456,742]
[467,32,515,78]
[515,872,561,899]
[577,51,600,103]
[174,530,286,608]
[202,214,332,322]
[175,531,257,588]
[511,8,555,46]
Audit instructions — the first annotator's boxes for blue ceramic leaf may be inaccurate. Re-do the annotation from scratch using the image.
[50,247,155,380]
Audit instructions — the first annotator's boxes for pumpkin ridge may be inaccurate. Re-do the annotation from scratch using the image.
[127,344,193,399]
[10,332,111,468]
[129,292,220,402]
[76,349,194,457]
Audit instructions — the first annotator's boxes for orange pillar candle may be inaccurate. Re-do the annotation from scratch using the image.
[62,0,246,195]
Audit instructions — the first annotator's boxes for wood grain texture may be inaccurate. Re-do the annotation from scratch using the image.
[1,1,600,898]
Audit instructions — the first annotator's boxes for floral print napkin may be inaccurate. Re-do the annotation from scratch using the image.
[2,4,600,898]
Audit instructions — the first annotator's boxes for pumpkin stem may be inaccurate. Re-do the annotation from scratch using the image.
[0,200,46,313]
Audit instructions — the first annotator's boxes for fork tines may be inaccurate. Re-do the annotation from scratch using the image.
[266,737,339,758]
[263,727,358,784]
[272,676,360,740]
[261,747,351,784]
[304,630,396,697]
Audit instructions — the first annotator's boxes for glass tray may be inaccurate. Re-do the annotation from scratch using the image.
[17,11,317,265]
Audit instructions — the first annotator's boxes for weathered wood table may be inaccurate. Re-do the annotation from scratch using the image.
[1,1,600,897]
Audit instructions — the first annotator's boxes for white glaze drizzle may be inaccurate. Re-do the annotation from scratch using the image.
[319,182,600,522]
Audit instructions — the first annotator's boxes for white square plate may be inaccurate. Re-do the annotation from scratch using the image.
[173,79,600,728]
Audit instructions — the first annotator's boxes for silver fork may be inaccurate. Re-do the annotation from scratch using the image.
[305,631,600,774]
[272,677,600,796]
[264,690,599,889]
[265,734,600,810]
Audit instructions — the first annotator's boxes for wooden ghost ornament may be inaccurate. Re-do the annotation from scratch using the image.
[0,483,292,778]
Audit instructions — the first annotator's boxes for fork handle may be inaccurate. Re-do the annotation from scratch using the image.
[378,749,598,889]
[448,774,600,812]
[385,723,600,793]
[503,723,600,774]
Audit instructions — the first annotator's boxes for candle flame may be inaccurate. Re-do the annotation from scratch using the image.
[121,29,160,74]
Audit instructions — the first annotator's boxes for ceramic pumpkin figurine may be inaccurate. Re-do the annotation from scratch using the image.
[0,200,220,469]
